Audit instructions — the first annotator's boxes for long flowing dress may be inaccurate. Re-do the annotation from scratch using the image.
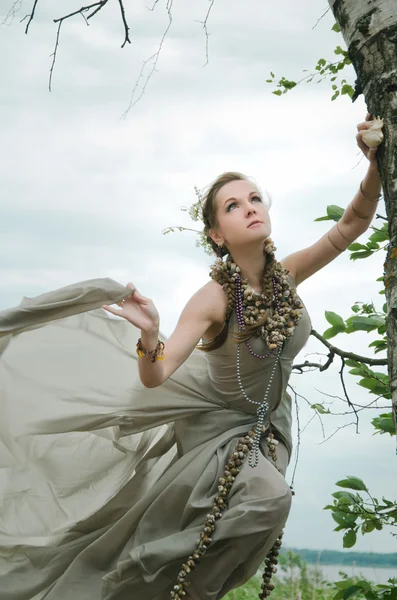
[0,275,311,600]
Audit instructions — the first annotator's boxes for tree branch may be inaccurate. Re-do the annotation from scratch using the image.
[23,0,38,33]
[310,329,387,366]
[195,0,216,66]
[117,0,130,48]
[121,0,174,118]
[2,0,24,26]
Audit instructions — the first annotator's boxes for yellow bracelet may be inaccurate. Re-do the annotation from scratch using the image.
[136,339,165,362]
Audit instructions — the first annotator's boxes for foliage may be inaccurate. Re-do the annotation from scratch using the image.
[324,476,397,547]
[224,551,397,600]
[265,25,354,101]
[224,551,334,600]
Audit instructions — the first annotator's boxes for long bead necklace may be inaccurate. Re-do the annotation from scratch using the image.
[169,269,290,600]
[235,273,283,468]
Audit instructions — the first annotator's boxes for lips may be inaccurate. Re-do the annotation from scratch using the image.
[247,220,262,228]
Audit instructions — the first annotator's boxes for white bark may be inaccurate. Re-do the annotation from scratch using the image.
[328,0,397,435]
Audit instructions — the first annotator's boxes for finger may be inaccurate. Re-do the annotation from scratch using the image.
[102,304,121,315]
[132,290,150,303]
[365,112,372,121]
[357,121,373,132]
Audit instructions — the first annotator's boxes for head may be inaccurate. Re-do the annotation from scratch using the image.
[202,172,272,257]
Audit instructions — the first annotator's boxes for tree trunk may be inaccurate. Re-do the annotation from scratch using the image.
[328,0,397,435]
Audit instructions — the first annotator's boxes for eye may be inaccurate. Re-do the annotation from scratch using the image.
[226,202,237,212]
[252,195,262,203]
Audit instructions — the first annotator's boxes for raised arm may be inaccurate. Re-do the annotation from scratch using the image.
[103,280,226,388]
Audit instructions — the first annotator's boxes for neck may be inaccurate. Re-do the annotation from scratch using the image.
[230,243,267,292]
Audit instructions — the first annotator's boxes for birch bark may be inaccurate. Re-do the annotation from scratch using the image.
[328,0,397,434]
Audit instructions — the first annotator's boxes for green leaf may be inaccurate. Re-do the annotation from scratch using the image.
[311,403,331,414]
[372,413,396,436]
[362,521,376,534]
[332,491,356,502]
[349,250,374,260]
[314,215,332,222]
[323,325,345,339]
[343,530,357,549]
[367,241,380,250]
[327,205,345,221]
[347,315,385,332]
[336,476,368,492]
[369,230,388,243]
[325,311,345,328]
[341,84,354,98]
[272,90,282,96]
[331,91,340,101]
[270,71,275,78]
[348,243,368,251]
[332,22,341,32]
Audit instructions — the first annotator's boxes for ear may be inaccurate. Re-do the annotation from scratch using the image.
[209,228,224,247]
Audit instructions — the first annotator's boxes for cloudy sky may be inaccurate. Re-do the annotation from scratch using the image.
[0,0,395,557]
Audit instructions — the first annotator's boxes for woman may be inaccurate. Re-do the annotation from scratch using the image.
[0,115,381,600]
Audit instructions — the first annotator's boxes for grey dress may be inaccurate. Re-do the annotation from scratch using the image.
[0,276,311,600]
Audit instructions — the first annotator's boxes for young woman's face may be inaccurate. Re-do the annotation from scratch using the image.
[213,179,271,249]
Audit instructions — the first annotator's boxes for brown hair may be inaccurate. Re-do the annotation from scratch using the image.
[198,171,274,352]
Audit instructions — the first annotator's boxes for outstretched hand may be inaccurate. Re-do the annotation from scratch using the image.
[102,282,160,333]
[356,113,382,165]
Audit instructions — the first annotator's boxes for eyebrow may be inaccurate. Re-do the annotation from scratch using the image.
[223,191,259,206]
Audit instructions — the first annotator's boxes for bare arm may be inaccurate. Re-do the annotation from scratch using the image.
[139,281,226,387]
[103,280,226,388]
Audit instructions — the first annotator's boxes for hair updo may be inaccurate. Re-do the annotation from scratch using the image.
[201,171,272,257]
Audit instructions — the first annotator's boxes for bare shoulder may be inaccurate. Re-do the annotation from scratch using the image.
[195,279,227,320]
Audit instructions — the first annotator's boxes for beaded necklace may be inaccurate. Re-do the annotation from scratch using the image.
[170,242,301,599]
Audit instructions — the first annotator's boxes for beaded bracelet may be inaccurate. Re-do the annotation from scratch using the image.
[359,180,382,202]
[136,338,165,362]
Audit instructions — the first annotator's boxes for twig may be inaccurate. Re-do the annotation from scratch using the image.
[292,351,335,373]
[122,0,173,117]
[1,0,24,26]
[288,385,301,493]
[117,0,130,47]
[339,356,360,433]
[320,421,357,443]
[24,0,38,33]
[312,6,331,30]
[310,329,387,366]
[49,20,62,92]
[195,0,216,66]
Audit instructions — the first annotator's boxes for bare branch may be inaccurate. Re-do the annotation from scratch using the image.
[24,0,38,33]
[117,0,131,48]
[292,351,335,373]
[320,421,357,443]
[195,0,216,66]
[310,329,387,366]
[312,6,331,30]
[1,0,24,26]
[288,384,302,494]
[48,20,62,92]
[339,356,360,433]
[122,0,174,118]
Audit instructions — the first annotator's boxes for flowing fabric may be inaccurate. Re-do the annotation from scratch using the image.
[0,277,312,599]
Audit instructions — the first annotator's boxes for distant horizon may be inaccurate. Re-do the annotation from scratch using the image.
[285,547,396,557]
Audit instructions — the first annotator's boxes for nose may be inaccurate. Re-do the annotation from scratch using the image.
[246,204,256,217]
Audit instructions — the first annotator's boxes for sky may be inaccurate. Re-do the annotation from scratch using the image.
[0,0,395,557]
